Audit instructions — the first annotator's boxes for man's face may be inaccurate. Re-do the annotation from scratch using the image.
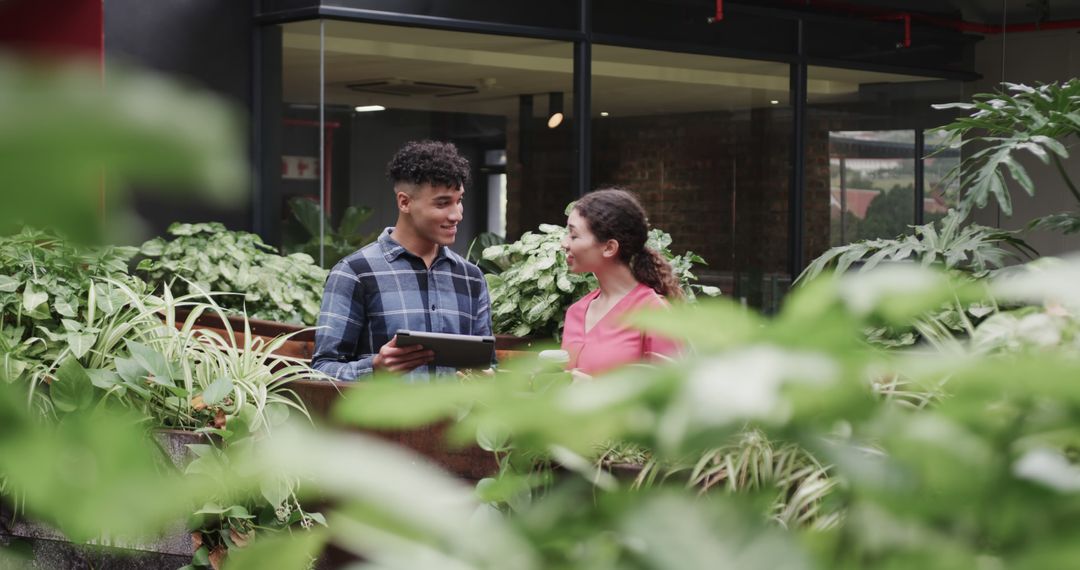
[399,183,464,246]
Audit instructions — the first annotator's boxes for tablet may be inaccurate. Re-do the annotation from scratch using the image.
[395,330,496,369]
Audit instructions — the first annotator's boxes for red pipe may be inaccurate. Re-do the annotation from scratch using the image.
[874,13,911,48]
[707,0,723,23]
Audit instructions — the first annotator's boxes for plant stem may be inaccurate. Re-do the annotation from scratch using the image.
[1051,154,1080,205]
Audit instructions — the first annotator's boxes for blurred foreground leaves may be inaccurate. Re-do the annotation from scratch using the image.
[0,56,245,243]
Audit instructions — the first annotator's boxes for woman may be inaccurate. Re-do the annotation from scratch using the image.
[559,188,682,377]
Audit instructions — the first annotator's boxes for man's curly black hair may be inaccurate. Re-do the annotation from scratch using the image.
[385,140,470,190]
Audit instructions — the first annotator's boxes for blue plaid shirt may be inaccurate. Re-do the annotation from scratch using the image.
[311,228,493,381]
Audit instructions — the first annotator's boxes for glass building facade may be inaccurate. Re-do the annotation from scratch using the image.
[253,0,980,310]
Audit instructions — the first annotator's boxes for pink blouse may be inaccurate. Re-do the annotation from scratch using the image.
[560,283,680,375]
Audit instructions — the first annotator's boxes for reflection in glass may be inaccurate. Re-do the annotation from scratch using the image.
[924,127,961,223]
[274,19,574,260]
[590,45,792,311]
[807,66,964,259]
[828,130,915,247]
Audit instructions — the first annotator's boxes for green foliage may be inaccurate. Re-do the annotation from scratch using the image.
[0,56,318,569]
[30,278,324,567]
[632,429,840,531]
[312,260,1080,569]
[466,231,507,275]
[0,381,204,543]
[281,197,379,269]
[482,223,719,339]
[483,224,594,338]
[932,80,1080,220]
[0,228,142,388]
[1029,211,1080,235]
[800,209,1036,284]
[14,52,1080,570]
[138,223,328,325]
[0,57,245,243]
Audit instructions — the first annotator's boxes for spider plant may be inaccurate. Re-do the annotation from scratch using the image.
[27,272,327,440]
[629,429,841,531]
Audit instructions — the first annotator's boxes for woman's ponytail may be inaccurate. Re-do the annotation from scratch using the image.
[631,247,684,300]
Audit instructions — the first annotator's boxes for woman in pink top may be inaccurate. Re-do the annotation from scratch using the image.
[560,188,682,376]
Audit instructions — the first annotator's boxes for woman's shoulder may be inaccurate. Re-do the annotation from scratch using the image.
[629,283,670,308]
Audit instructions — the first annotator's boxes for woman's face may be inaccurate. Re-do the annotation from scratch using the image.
[562,209,610,274]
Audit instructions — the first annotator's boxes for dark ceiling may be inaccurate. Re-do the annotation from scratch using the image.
[732,0,1080,25]
[847,0,1080,23]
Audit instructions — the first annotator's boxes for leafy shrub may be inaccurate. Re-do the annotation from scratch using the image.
[138,223,327,325]
[466,231,507,275]
[0,228,143,384]
[933,80,1080,226]
[482,223,718,339]
[800,209,1036,284]
[36,281,325,566]
[281,197,379,269]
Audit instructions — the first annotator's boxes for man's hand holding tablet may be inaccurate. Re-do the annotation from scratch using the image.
[394,330,496,369]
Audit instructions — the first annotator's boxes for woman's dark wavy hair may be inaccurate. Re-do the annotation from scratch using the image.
[385,140,470,190]
[572,188,683,299]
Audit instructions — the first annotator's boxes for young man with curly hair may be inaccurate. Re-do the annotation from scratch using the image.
[311,140,492,381]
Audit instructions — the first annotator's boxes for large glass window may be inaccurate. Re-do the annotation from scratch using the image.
[590,45,792,310]
[268,20,574,266]
[806,67,965,261]
[828,130,916,247]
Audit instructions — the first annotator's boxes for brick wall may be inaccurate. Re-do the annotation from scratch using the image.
[590,109,792,275]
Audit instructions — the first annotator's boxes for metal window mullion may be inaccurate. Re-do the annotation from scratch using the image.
[574,0,592,197]
[914,128,925,226]
[319,19,325,268]
[788,18,807,278]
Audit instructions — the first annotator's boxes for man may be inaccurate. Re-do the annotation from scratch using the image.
[311,140,492,381]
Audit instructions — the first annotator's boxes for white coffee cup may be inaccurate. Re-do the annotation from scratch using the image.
[538,349,569,365]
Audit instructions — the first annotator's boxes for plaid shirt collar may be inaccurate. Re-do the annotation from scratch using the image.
[378,227,457,268]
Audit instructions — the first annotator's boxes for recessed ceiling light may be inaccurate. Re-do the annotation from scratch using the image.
[354,105,386,112]
[600,111,610,117]
[770,100,780,105]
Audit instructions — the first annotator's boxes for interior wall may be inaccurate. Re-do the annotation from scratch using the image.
[347,110,504,256]
[967,29,1080,258]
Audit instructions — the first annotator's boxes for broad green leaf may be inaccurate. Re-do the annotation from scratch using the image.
[61,318,83,333]
[85,369,122,390]
[477,422,511,453]
[65,332,97,359]
[0,275,20,292]
[51,356,95,413]
[125,339,172,380]
[260,478,290,508]
[114,356,147,384]
[201,376,234,406]
[22,284,47,313]
[53,297,77,317]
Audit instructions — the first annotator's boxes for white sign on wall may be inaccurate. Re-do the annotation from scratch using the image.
[281,155,318,180]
